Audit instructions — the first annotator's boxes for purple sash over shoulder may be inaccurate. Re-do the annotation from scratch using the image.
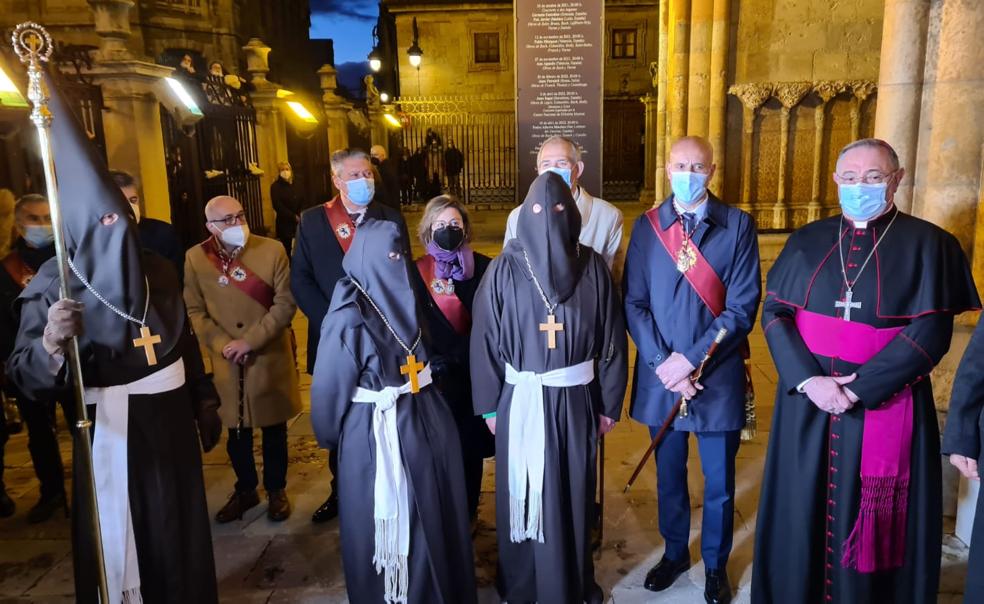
[795,309,911,574]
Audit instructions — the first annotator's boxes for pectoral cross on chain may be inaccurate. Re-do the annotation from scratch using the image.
[133,325,162,366]
[400,354,425,394]
[835,289,862,322]
[539,314,564,350]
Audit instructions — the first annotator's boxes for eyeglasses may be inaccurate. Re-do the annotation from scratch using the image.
[432,219,462,230]
[835,170,897,185]
[208,211,246,226]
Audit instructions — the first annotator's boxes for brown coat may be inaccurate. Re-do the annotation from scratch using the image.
[184,234,300,428]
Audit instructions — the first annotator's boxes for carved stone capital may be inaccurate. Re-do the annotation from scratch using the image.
[812,80,846,104]
[774,81,812,109]
[848,80,877,101]
[728,83,773,110]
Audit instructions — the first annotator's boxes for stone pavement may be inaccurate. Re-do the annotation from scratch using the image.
[0,204,970,602]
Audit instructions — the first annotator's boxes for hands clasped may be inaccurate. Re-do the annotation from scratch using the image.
[803,374,859,414]
[656,352,702,398]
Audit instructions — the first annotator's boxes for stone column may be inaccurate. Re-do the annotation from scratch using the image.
[86,0,173,222]
[873,0,931,214]
[364,75,387,149]
[912,0,984,252]
[654,0,670,201]
[90,62,175,222]
[319,64,351,174]
[87,0,135,61]
[667,0,691,141]
[848,80,876,142]
[729,83,771,215]
[773,82,811,229]
[687,0,713,138]
[975,147,984,288]
[244,38,286,231]
[640,92,658,205]
[809,81,845,222]
[708,0,730,196]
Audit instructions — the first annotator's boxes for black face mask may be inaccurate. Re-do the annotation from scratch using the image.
[433,225,465,251]
[370,157,381,166]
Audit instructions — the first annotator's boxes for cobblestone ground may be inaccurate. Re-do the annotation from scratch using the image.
[0,204,970,602]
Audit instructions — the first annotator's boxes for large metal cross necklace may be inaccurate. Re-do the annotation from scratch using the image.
[522,246,578,350]
[835,210,898,321]
[350,277,425,393]
[67,258,160,365]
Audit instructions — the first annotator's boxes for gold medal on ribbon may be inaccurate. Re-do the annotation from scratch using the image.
[676,241,697,273]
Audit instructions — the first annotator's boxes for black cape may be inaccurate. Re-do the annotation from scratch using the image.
[310,220,478,604]
[8,254,218,604]
[469,172,628,603]
[752,208,980,603]
[941,317,984,602]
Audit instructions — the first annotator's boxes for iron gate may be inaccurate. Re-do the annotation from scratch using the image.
[160,74,263,249]
[396,96,515,204]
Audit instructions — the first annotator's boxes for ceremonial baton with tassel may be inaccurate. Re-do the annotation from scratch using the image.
[624,328,728,493]
[12,22,110,601]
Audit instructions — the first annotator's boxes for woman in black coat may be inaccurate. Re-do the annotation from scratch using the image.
[414,195,493,521]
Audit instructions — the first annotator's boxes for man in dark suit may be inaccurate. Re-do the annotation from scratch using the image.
[291,147,411,523]
[623,136,761,604]
[111,170,185,282]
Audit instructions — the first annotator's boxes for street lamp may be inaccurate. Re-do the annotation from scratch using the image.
[368,26,382,72]
[0,62,27,108]
[380,92,390,103]
[407,17,423,69]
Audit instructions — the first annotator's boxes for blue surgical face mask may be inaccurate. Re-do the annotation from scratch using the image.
[23,224,54,248]
[345,177,374,206]
[670,171,709,205]
[838,182,888,222]
[542,166,573,187]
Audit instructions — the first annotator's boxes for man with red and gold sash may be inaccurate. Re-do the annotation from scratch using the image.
[290,148,412,522]
[185,195,300,523]
[624,136,761,604]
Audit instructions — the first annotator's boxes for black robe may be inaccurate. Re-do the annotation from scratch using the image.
[470,242,628,604]
[419,252,495,519]
[752,209,980,603]
[7,253,219,604]
[942,318,984,602]
[310,221,478,604]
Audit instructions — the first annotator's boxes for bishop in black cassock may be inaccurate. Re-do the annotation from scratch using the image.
[310,220,477,604]
[7,72,221,603]
[470,172,628,604]
[752,139,980,603]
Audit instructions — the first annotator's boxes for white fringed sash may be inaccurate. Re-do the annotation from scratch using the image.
[351,363,432,604]
[87,359,186,604]
[504,360,595,543]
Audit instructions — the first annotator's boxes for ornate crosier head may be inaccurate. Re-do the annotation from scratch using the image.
[12,22,54,128]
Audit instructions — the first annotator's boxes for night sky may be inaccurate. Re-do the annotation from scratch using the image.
[309,0,377,65]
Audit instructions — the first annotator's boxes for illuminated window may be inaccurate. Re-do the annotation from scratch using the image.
[474,33,500,64]
[611,29,637,59]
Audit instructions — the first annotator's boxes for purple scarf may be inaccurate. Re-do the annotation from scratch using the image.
[426,241,474,281]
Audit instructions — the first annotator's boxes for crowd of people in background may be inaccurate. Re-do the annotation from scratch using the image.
[3,131,984,604]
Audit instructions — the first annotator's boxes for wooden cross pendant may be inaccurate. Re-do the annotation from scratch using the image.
[400,354,425,394]
[539,314,564,350]
[132,325,162,366]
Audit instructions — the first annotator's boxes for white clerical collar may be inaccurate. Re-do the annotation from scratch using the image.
[846,204,896,230]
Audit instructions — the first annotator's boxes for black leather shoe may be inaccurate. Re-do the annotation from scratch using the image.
[311,495,338,523]
[27,491,68,524]
[644,555,690,592]
[0,487,14,518]
[704,568,732,604]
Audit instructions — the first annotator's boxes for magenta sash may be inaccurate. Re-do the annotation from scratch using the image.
[795,309,912,573]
